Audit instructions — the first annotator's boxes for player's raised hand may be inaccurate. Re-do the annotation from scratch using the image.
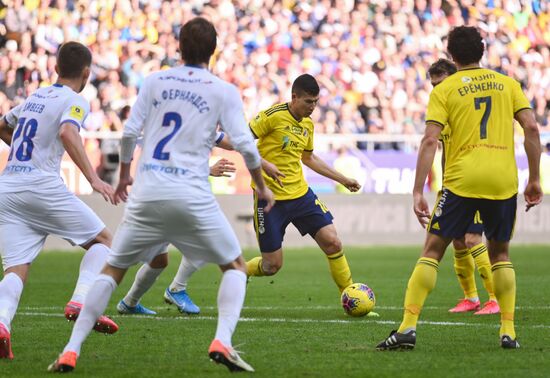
[262,159,285,187]
[210,158,236,177]
[91,177,116,204]
[524,180,543,212]
[342,177,361,192]
[114,175,134,204]
[413,192,431,228]
[256,186,275,213]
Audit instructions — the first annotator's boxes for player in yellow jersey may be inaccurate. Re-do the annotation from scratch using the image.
[428,59,499,316]
[246,74,362,301]
[377,27,542,351]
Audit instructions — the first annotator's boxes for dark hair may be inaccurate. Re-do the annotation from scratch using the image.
[56,41,92,78]
[447,26,484,66]
[428,58,457,78]
[291,74,320,96]
[179,17,217,65]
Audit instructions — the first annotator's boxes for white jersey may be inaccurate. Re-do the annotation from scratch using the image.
[0,84,89,193]
[124,65,260,202]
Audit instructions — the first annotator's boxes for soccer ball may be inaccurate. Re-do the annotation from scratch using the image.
[341,283,375,317]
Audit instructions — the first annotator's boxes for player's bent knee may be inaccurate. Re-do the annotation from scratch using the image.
[149,253,168,269]
[262,260,282,275]
[100,264,128,285]
[220,254,247,274]
[4,264,31,284]
[322,237,343,255]
[83,228,113,249]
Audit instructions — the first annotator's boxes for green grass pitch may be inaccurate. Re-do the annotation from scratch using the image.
[1,246,549,377]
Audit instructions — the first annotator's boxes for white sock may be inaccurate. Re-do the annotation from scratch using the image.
[0,273,24,331]
[169,256,200,292]
[214,269,247,347]
[71,243,110,304]
[63,274,117,355]
[123,264,164,307]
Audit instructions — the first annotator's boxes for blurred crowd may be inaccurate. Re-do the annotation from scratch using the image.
[0,0,549,158]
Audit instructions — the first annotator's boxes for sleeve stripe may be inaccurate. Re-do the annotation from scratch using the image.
[59,119,81,130]
[514,107,531,116]
[215,131,225,145]
[303,149,313,152]
[425,120,445,128]
[249,126,258,139]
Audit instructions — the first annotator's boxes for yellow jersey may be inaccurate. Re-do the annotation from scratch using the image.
[249,103,314,200]
[426,67,531,199]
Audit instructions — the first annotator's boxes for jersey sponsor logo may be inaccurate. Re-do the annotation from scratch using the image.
[69,106,84,120]
[4,165,34,173]
[159,75,212,84]
[281,136,300,151]
[140,163,187,176]
[431,222,440,230]
[282,136,290,151]
[290,125,303,135]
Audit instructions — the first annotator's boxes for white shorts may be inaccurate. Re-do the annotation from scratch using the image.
[0,189,105,270]
[108,198,241,269]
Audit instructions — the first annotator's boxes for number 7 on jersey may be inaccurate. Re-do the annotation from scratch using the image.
[474,96,492,140]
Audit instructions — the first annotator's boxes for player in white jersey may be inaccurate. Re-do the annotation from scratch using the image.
[49,18,275,373]
[0,42,119,360]
[116,132,234,316]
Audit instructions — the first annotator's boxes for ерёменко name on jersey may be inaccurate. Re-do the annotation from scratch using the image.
[457,73,504,96]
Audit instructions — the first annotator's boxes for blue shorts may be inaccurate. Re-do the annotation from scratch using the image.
[466,211,484,235]
[428,188,516,242]
[254,188,334,252]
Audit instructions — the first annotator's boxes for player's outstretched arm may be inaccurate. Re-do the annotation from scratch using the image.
[412,122,442,227]
[301,151,361,192]
[515,109,543,211]
[59,122,115,204]
[0,117,14,145]
[261,158,285,187]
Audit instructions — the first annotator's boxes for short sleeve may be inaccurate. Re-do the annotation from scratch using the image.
[4,103,23,128]
[425,88,448,128]
[512,80,531,115]
[59,96,90,130]
[248,111,271,138]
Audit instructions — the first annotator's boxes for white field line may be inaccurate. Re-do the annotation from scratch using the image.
[17,312,550,329]
[20,305,550,311]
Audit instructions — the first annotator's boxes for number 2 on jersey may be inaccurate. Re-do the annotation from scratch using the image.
[8,117,38,162]
[474,96,492,139]
[153,112,182,160]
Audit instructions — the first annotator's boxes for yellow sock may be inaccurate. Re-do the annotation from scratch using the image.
[326,251,353,293]
[246,257,266,277]
[492,261,516,338]
[471,244,496,301]
[453,248,478,299]
[398,257,439,333]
